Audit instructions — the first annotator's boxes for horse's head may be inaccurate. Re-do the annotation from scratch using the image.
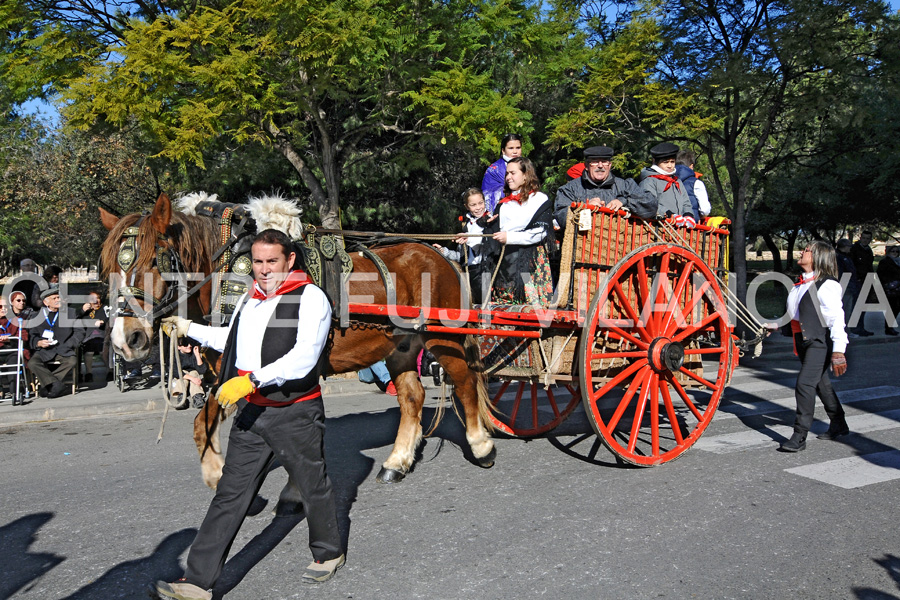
[99,193,190,361]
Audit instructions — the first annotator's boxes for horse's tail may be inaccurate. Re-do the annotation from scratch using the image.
[464,334,496,433]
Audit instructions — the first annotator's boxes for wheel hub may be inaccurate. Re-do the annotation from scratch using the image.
[648,338,685,373]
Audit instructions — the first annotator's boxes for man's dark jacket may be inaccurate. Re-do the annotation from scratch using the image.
[554,171,657,228]
[28,307,84,362]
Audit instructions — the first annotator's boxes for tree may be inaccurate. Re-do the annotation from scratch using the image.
[548,0,900,300]
[30,0,543,229]
[0,125,169,270]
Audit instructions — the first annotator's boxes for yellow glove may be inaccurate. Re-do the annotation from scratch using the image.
[161,315,192,338]
[216,374,256,407]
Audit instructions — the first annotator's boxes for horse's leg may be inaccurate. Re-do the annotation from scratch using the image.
[426,336,496,468]
[193,395,225,489]
[377,338,426,483]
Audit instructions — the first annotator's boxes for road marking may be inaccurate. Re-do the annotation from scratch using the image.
[695,409,900,453]
[785,450,900,489]
[715,386,900,420]
[723,377,795,394]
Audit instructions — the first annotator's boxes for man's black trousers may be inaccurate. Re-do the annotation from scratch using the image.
[793,335,845,436]
[184,396,342,590]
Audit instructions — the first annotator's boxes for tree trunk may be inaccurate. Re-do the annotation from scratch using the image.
[266,122,341,230]
[761,233,783,273]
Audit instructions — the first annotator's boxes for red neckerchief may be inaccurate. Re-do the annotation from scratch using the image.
[251,269,311,300]
[498,192,524,205]
[648,173,681,192]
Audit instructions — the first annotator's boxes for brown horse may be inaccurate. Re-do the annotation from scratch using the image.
[99,193,495,487]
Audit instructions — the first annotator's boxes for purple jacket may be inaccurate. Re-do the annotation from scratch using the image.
[481,157,507,214]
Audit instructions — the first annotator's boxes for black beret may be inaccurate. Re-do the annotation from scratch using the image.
[583,146,614,160]
[40,286,60,300]
[650,142,679,160]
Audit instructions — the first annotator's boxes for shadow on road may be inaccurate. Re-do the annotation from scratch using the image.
[61,529,194,600]
[853,553,900,599]
[0,512,65,600]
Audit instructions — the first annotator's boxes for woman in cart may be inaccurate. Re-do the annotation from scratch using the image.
[489,156,556,306]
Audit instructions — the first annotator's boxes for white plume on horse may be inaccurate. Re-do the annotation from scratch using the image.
[174,191,219,215]
[248,193,304,240]
[174,191,304,239]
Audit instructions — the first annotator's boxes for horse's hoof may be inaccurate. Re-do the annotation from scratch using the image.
[475,446,497,469]
[272,500,304,518]
[376,467,406,483]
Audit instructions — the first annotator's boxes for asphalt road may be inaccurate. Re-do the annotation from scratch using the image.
[2,335,900,600]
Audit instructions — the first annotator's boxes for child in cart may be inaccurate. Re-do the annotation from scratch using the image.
[170,337,208,409]
[433,188,498,305]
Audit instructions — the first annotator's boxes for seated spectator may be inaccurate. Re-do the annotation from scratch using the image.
[170,337,209,409]
[9,290,35,326]
[77,291,109,382]
[358,360,396,396]
[27,288,84,398]
[31,265,62,312]
[877,245,900,336]
[490,156,556,306]
[674,150,711,221]
[433,188,498,304]
[0,297,27,402]
[554,146,657,229]
[639,142,695,227]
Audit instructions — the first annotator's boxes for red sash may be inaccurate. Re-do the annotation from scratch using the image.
[237,369,322,407]
[648,174,681,192]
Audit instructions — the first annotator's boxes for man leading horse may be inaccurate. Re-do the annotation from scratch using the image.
[153,228,344,600]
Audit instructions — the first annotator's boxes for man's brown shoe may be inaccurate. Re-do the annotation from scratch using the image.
[153,579,212,600]
[301,554,345,584]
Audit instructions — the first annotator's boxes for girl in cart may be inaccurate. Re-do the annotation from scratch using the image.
[488,156,556,306]
[432,188,497,305]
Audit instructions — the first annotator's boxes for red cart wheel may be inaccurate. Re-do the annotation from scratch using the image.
[488,380,581,437]
[578,243,734,466]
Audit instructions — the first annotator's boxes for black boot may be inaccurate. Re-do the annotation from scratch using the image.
[817,416,850,440]
[778,432,807,452]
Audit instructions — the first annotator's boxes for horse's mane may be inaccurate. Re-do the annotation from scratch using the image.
[100,211,219,279]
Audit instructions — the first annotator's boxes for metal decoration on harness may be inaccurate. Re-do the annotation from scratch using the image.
[115,222,186,323]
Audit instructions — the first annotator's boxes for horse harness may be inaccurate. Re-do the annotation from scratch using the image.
[115,220,188,323]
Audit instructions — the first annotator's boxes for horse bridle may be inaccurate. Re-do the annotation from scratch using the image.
[114,215,252,324]
[115,219,187,323]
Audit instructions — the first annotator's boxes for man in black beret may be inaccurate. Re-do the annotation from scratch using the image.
[638,142,695,226]
[27,287,84,398]
[554,145,658,229]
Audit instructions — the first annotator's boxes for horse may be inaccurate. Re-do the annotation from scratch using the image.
[98,192,496,488]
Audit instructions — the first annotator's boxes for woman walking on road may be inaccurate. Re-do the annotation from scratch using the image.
[778,241,850,452]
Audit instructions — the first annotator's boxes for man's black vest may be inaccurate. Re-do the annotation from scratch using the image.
[218,284,322,403]
[797,277,836,346]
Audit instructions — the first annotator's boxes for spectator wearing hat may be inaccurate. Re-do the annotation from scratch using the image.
[12,258,42,313]
[27,287,84,398]
[0,296,26,403]
[482,134,524,215]
[639,142,695,227]
[9,290,35,326]
[554,145,658,229]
